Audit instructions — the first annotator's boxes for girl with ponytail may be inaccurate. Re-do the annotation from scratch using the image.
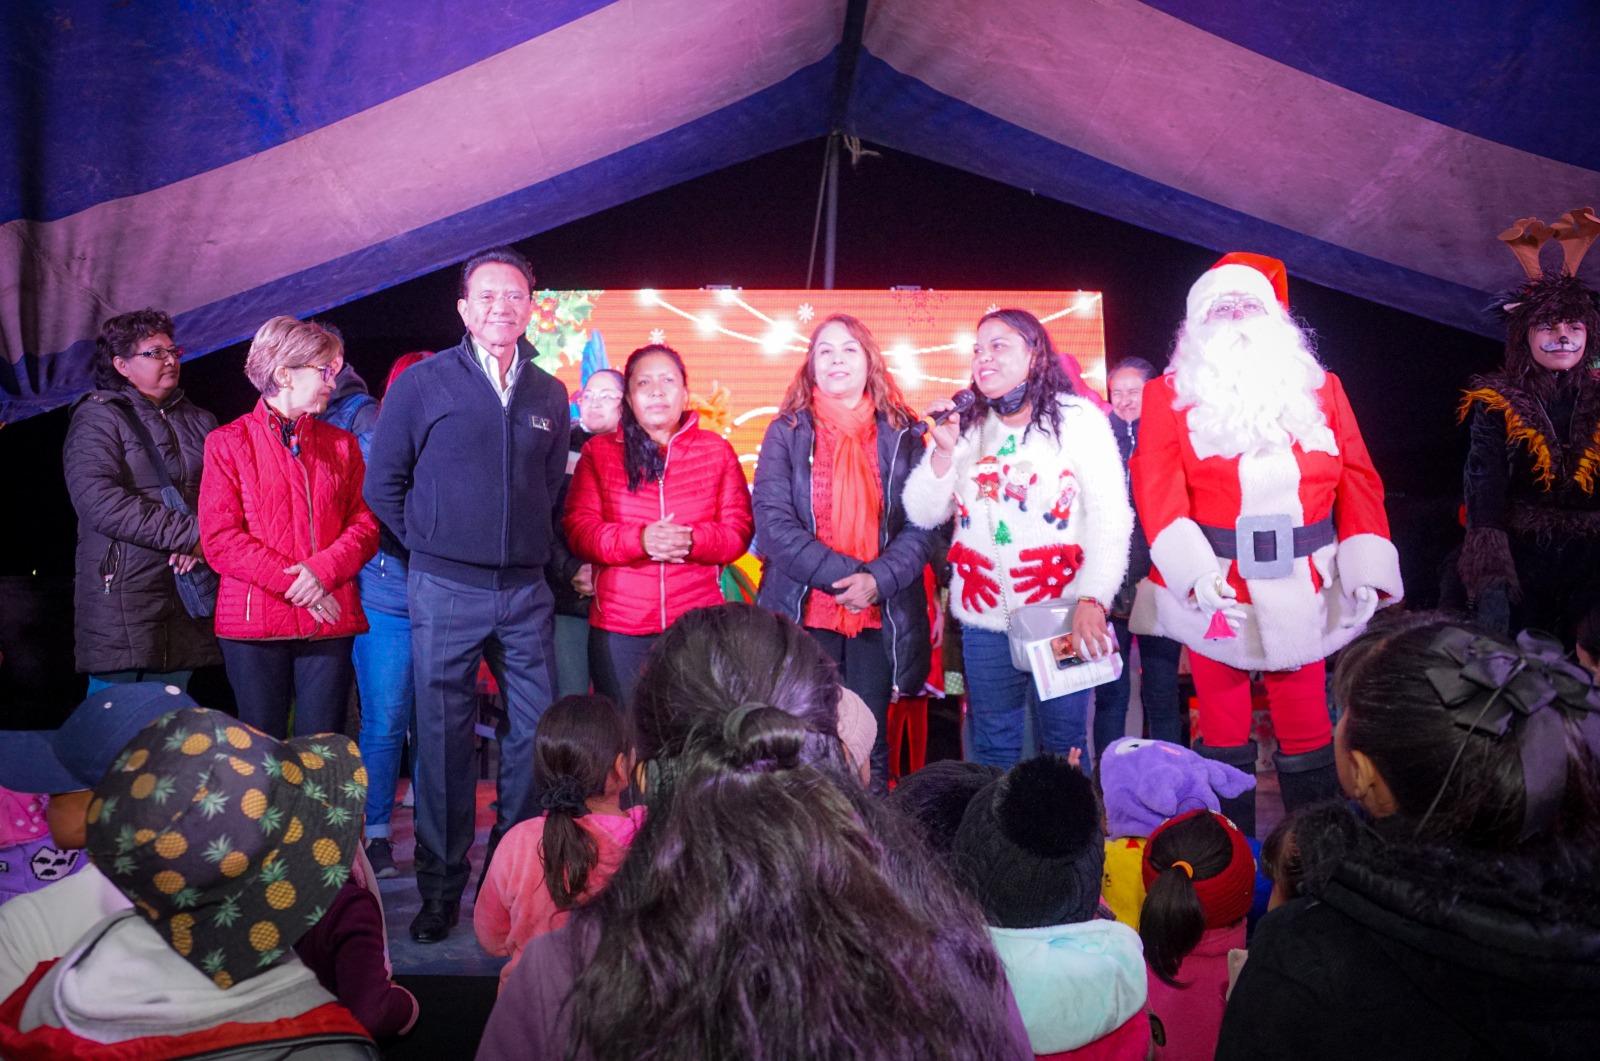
[473,694,639,991]
[1139,810,1255,1060]
[477,603,1033,1060]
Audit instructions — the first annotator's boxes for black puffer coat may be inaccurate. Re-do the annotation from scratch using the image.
[1217,808,1600,1060]
[65,387,221,674]
[752,409,939,697]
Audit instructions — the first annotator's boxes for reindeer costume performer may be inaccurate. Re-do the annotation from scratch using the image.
[1458,208,1600,642]
[1130,254,1403,834]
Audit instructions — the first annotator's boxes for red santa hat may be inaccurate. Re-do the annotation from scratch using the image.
[1185,252,1290,324]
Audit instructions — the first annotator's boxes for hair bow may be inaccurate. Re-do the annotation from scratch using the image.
[540,775,591,817]
[1424,627,1600,840]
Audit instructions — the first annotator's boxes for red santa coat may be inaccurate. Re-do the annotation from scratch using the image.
[1128,373,1402,672]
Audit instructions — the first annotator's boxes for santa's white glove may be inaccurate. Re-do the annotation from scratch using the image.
[1192,572,1246,630]
[1341,585,1380,629]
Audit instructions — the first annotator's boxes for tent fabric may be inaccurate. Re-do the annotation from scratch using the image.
[5,0,1598,421]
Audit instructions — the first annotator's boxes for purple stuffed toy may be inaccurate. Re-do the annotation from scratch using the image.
[1100,737,1255,838]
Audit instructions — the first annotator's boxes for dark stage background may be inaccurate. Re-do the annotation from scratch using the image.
[0,139,1499,721]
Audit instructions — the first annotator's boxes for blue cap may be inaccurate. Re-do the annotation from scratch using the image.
[0,682,198,794]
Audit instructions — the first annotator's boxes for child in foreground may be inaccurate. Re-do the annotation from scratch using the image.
[954,754,1149,1059]
[474,694,642,989]
[1139,810,1254,1060]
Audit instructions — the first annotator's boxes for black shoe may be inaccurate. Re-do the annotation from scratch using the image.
[1274,744,1339,814]
[1195,739,1259,838]
[409,899,459,944]
[365,838,398,880]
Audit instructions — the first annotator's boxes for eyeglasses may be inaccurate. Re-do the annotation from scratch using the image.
[133,346,183,363]
[1206,297,1267,320]
[292,362,338,383]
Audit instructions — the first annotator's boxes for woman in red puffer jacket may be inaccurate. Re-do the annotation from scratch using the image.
[199,317,378,738]
[564,344,752,708]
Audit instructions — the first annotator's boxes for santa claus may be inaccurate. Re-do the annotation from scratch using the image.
[1129,253,1403,833]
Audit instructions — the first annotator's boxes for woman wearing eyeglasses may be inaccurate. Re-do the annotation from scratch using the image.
[198,316,379,737]
[65,310,223,693]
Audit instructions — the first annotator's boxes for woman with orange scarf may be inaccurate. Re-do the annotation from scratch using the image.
[753,315,940,790]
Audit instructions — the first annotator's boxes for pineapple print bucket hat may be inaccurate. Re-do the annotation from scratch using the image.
[84,706,366,990]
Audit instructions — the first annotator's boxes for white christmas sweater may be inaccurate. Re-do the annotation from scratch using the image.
[903,395,1132,634]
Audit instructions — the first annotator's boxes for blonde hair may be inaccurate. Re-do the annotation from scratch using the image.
[244,316,342,396]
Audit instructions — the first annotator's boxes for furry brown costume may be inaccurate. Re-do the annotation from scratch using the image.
[1459,209,1600,639]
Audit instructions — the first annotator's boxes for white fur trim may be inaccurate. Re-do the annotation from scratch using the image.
[1186,263,1279,324]
[901,436,969,530]
[1333,532,1404,604]
[1147,518,1222,608]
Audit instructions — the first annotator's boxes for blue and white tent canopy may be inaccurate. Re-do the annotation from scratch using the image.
[5,0,1597,420]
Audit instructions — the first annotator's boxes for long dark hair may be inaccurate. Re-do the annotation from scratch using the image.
[1139,813,1243,986]
[562,604,1016,1060]
[619,344,688,491]
[1333,612,1600,851]
[533,695,629,910]
[777,314,918,428]
[968,308,1079,442]
[93,308,175,390]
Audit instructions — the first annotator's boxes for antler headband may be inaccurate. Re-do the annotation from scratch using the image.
[1499,207,1599,280]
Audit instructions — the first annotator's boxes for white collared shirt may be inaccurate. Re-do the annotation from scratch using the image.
[472,339,523,407]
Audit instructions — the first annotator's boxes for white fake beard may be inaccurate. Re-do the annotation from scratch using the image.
[1168,313,1337,460]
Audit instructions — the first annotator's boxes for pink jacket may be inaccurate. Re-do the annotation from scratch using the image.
[563,415,752,635]
[473,807,646,989]
[1145,921,1245,1061]
[200,401,378,641]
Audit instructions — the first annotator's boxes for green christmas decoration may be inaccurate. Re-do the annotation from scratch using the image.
[524,290,603,374]
[994,520,1012,545]
[997,434,1018,457]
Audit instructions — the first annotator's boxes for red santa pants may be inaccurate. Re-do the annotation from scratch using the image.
[1189,654,1330,754]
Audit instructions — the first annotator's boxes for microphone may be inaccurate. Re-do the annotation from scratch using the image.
[912,388,977,436]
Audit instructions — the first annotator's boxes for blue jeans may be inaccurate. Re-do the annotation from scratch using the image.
[86,669,192,695]
[961,623,1090,768]
[352,607,414,839]
[1091,617,1184,756]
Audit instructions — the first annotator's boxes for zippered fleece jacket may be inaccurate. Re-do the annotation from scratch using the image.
[364,336,570,588]
[563,413,752,635]
[200,401,378,641]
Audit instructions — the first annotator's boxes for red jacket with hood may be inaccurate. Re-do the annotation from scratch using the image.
[200,401,379,641]
[563,414,752,635]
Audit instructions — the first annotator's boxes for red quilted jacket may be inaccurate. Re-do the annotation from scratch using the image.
[564,414,752,635]
[199,401,379,641]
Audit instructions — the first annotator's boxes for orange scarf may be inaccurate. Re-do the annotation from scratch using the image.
[812,388,882,635]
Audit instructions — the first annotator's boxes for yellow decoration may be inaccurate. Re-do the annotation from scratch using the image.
[213,971,234,990]
[123,748,149,772]
[228,756,256,776]
[266,879,297,910]
[220,851,249,878]
[130,773,157,799]
[284,816,304,844]
[180,732,213,755]
[689,380,734,435]
[352,766,368,787]
[87,797,103,823]
[240,789,268,820]
[249,921,280,952]
[224,726,253,750]
[312,837,341,866]
[154,831,188,859]
[135,828,156,846]
[299,750,325,770]
[153,869,186,895]
[1459,388,1556,489]
[280,761,304,785]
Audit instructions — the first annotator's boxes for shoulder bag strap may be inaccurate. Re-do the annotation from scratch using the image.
[110,401,187,513]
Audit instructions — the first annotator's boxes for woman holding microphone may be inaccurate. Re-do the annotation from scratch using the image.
[902,309,1131,768]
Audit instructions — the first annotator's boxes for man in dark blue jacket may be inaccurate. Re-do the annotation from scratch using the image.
[365,247,570,942]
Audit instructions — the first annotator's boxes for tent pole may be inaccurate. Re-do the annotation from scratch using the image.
[823,132,840,290]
